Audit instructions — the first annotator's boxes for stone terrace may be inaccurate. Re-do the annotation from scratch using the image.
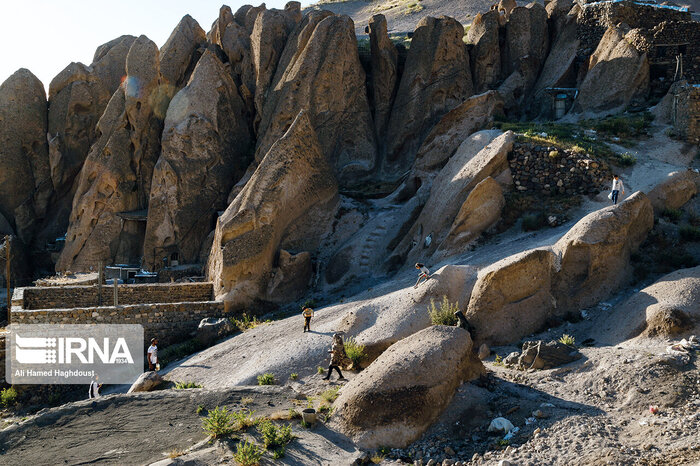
[10,282,230,345]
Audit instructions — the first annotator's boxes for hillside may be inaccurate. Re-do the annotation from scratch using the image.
[1,0,700,465]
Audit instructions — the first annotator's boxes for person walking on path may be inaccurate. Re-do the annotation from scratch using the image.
[323,333,348,381]
[147,338,159,371]
[610,175,625,205]
[302,306,314,333]
[414,263,431,288]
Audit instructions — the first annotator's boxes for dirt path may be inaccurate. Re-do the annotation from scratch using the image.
[0,385,362,465]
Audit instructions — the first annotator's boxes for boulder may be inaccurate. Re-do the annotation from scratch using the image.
[0,69,51,243]
[337,264,479,362]
[552,192,654,311]
[251,8,297,132]
[196,317,234,346]
[466,11,501,93]
[127,371,163,393]
[385,16,473,173]
[265,250,313,303]
[575,25,649,115]
[368,14,398,143]
[439,176,505,256]
[159,15,207,91]
[234,3,266,34]
[331,326,485,449]
[599,266,700,342]
[254,13,377,187]
[143,51,252,268]
[503,3,549,77]
[498,0,517,18]
[509,340,582,370]
[57,36,164,272]
[646,170,699,214]
[207,111,338,308]
[413,91,504,174]
[465,248,558,346]
[393,130,514,265]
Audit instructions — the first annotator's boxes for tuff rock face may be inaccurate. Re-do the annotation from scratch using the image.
[159,15,207,92]
[143,51,252,269]
[254,13,377,187]
[251,7,299,132]
[368,14,398,144]
[466,11,501,93]
[385,16,474,175]
[58,36,165,271]
[393,130,514,266]
[207,111,337,309]
[503,3,549,77]
[0,69,50,243]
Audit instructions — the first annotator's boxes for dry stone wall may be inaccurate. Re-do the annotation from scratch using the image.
[21,282,213,310]
[11,301,226,345]
[509,142,611,195]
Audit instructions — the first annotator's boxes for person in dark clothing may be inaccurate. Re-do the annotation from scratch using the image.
[323,333,348,381]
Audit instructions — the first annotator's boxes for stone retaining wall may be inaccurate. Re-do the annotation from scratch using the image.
[509,142,611,195]
[673,84,700,144]
[21,282,214,310]
[11,301,227,345]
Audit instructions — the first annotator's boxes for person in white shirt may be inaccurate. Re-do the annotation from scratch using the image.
[414,263,431,288]
[147,338,158,371]
[611,175,625,205]
[88,376,101,399]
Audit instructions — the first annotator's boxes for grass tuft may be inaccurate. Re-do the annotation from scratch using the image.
[257,373,275,385]
[559,334,576,346]
[343,337,367,368]
[174,381,201,389]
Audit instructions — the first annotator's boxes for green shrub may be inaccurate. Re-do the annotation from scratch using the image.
[317,366,325,374]
[196,405,205,414]
[320,387,340,404]
[616,152,637,166]
[661,208,683,222]
[343,337,367,368]
[257,373,275,385]
[493,355,504,367]
[288,408,301,420]
[231,314,268,332]
[233,439,263,466]
[257,420,294,449]
[231,408,258,429]
[202,406,236,438]
[679,225,700,242]
[559,334,576,346]
[428,295,459,326]
[290,372,298,380]
[174,381,202,389]
[272,448,286,459]
[1,387,18,408]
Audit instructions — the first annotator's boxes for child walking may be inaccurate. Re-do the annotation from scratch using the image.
[414,263,431,288]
